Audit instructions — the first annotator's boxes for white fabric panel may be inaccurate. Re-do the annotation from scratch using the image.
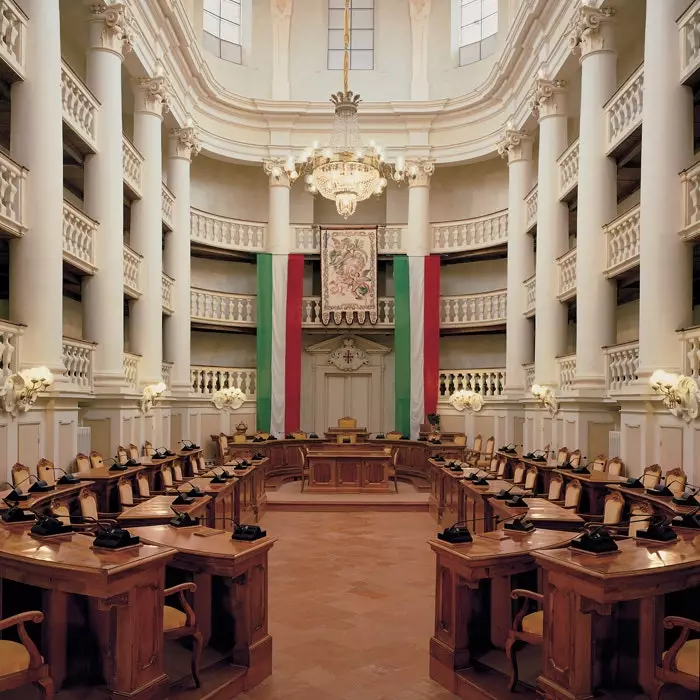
[408,256,425,440]
[270,255,288,436]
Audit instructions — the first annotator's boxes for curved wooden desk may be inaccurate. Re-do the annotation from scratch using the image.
[489,497,584,531]
[132,525,277,695]
[607,483,697,518]
[117,494,212,527]
[78,463,146,511]
[0,481,94,514]
[553,469,627,514]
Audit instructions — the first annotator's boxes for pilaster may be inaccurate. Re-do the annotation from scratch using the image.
[408,0,431,101]
[271,0,293,100]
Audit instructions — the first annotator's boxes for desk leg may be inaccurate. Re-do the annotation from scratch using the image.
[42,589,68,690]
[193,571,213,646]
[490,575,511,650]
[638,596,664,698]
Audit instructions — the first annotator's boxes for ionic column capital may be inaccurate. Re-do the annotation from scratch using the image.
[86,1,137,58]
[263,158,291,187]
[569,5,615,59]
[133,75,171,118]
[530,79,568,121]
[406,158,435,187]
[169,125,202,161]
[497,128,533,164]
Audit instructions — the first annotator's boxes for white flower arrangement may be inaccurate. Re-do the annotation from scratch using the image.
[448,389,484,413]
[141,381,167,414]
[0,366,54,417]
[212,386,246,411]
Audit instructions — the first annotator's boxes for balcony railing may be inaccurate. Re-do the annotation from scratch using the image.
[191,365,257,397]
[162,273,174,314]
[558,139,579,200]
[680,1,700,84]
[524,275,536,317]
[162,183,175,231]
[190,208,265,252]
[161,361,173,389]
[62,337,95,392]
[525,185,538,232]
[680,160,700,242]
[679,326,700,380]
[123,244,142,298]
[0,0,26,78]
[61,61,98,153]
[302,296,395,328]
[523,363,535,393]
[557,248,577,301]
[438,368,506,399]
[122,352,140,390]
[432,210,508,253]
[190,288,256,327]
[440,290,507,328]
[0,319,23,384]
[62,200,97,274]
[289,224,405,254]
[122,135,143,198]
[557,354,576,392]
[606,64,644,155]
[604,204,640,277]
[604,341,640,394]
[0,150,26,237]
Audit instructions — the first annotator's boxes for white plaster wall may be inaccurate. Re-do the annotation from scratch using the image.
[63,297,83,339]
[616,299,639,344]
[616,189,640,217]
[191,330,256,367]
[440,334,506,369]
[440,259,507,296]
[190,258,257,294]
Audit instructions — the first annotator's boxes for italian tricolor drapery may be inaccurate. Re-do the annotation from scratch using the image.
[256,253,304,434]
[394,255,441,439]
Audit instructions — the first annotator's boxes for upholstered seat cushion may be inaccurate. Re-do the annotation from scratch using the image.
[0,640,31,676]
[663,639,700,677]
[521,610,543,636]
[163,605,187,631]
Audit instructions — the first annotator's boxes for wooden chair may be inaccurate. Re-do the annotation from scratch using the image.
[664,467,687,498]
[197,456,207,474]
[524,467,538,491]
[116,446,128,465]
[117,477,135,510]
[548,474,564,501]
[299,447,309,492]
[453,434,467,446]
[89,451,104,470]
[569,449,582,468]
[128,444,140,460]
[388,449,399,493]
[606,457,624,476]
[496,458,507,478]
[642,464,662,489]
[505,589,544,692]
[0,611,53,699]
[487,456,499,474]
[163,582,204,689]
[555,447,569,467]
[476,436,496,468]
[36,459,55,486]
[598,490,625,525]
[591,454,606,472]
[78,487,117,521]
[144,441,155,457]
[512,463,526,485]
[563,479,581,510]
[653,616,700,699]
[386,431,403,440]
[628,502,654,538]
[75,453,91,473]
[216,433,228,464]
[173,462,185,482]
[49,500,70,526]
[338,416,357,429]
[188,454,199,475]
[336,433,357,444]
[160,466,174,489]
[11,463,31,490]
[466,435,483,463]
[136,473,151,498]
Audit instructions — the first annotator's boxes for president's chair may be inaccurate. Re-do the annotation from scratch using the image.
[163,582,204,689]
[654,616,699,699]
[0,611,53,699]
[505,589,544,692]
[338,416,357,429]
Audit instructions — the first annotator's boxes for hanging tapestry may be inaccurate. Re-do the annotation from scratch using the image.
[320,228,378,325]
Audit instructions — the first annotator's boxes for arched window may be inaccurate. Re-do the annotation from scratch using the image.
[458,0,498,66]
[203,0,242,64]
[328,0,375,71]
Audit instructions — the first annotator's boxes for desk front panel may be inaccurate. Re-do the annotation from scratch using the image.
[307,455,391,493]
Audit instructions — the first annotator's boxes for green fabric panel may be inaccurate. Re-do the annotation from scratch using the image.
[256,253,273,432]
[393,255,411,437]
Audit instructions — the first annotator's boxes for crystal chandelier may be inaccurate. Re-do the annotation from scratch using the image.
[277,0,405,218]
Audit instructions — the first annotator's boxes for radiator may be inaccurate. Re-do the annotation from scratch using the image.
[77,427,91,457]
[608,430,621,458]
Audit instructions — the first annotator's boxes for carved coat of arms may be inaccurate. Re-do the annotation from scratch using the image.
[328,338,369,372]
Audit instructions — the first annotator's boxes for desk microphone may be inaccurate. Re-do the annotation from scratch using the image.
[437,515,503,544]
[105,457,128,472]
[572,462,596,475]
[494,484,523,500]
[635,513,678,543]
[53,466,80,485]
[9,474,54,495]
[220,516,266,541]
[29,507,73,537]
[504,490,533,508]
[179,440,200,451]
[672,484,700,507]
[153,447,176,459]
[169,505,200,528]
[167,482,206,505]
[0,479,30,504]
[499,443,518,455]
[673,505,700,530]
[502,514,536,533]
[570,521,619,554]
[1,495,35,523]
[208,467,234,482]
[646,477,686,498]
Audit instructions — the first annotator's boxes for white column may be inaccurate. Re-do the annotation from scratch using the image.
[271,0,292,100]
[408,0,431,101]
[83,1,135,387]
[638,0,694,377]
[498,127,534,394]
[532,79,569,387]
[9,0,64,376]
[129,75,170,386]
[405,159,435,256]
[571,5,617,391]
[165,126,201,394]
[264,159,291,254]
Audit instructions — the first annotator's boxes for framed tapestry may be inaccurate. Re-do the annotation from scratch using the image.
[320,228,378,325]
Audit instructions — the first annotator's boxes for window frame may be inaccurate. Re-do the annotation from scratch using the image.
[203,0,243,65]
[327,0,375,72]
[457,0,498,67]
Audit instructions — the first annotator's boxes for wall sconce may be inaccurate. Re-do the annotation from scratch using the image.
[448,389,484,413]
[141,382,167,414]
[531,384,559,416]
[212,387,246,411]
[649,370,699,423]
[0,366,54,418]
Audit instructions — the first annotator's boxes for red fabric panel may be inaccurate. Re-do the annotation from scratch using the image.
[284,254,305,432]
[423,255,441,418]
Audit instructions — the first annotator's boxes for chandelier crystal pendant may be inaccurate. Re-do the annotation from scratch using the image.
[278,0,405,218]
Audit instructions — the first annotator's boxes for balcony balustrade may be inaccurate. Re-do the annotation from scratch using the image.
[604,204,640,277]
[438,368,506,400]
[0,319,23,385]
[302,297,395,328]
[431,210,508,253]
[558,139,579,201]
[679,1,700,84]
[161,361,173,389]
[680,160,700,242]
[604,341,640,394]
[190,208,265,252]
[191,366,257,397]
[524,275,536,317]
[61,61,98,152]
[161,183,175,231]
[525,185,538,232]
[523,363,535,393]
[62,200,97,274]
[440,290,507,328]
[0,150,26,237]
[0,0,26,78]
[61,338,95,392]
[557,248,577,301]
[679,326,700,381]
[162,273,174,314]
[123,244,142,298]
[557,354,576,392]
[289,224,405,254]
[122,135,143,198]
[190,288,256,327]
[605,64,643,155]
[122,352,140,390]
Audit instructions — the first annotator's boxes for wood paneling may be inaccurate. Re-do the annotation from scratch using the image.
[18,422,40,468]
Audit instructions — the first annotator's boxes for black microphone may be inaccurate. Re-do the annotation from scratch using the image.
[53,466,80,485]
[219,516,266,541]
[179,439,200,451]
[153,446,176,458]
[570,521,619,554]
[646,477,686,498]
[169,505,200,528]
[494,483,523,500]
[105,457,128,472]
[437,515,503,544]
[10,474,54,495]
[29,507,73,537]
[499,443,517,454]
[672,505,700,530]
[207,467,234,482]
[634,513,678,543]
[0,479,31,504]
[502,513,536,532]
[504,490,533,508]
[672,484,700,507]
[1,494,36,523]
[87,515,140,549]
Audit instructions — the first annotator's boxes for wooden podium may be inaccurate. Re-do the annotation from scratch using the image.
[306,445,392,493]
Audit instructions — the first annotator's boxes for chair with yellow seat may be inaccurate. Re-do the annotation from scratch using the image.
[386,431,402,440]
[188,454,200,476]
[116,446,129,465]
[664,467,687,498]
[172,461,185,482]
[641,464,662,489]
[89,450,104,470]
[49,500,71,526]
[75,453,91,473]
[388,449,399,493]
[0,611,53,699]
[555,447,569,467]
[511,462,526,485]
[160,466,175,490]
[466,434,483,462]
[475,436,495,469]
[292,431,307,440]
[136,473,152,498]
[144,441,155,457]
[547,473,564,502]
[36,459,56,486]
[496,458,507,478]
[163,582,204,689]
[338,416,357,429]
[233,432,247,444]
[217,433,229,463]
[654,616,699,699]
[117,477,136,510]
[453,433,467,446]
[299,446,309,492]
[523,466,538,492]
[11,463,31,490]
[505,589,544,692]
[563,478,582,511]
[591,454,607,472]
[585,490,625,526]
[568,449,582,468]
[606,457,624,476]
[128,444,140,460]
[628,502,654,538]
[486,456,499,474]
[78,487,117,521]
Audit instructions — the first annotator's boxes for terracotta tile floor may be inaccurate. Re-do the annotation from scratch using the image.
[239,511,458,700]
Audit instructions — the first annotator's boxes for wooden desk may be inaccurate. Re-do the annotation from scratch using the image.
[608,484,697,519]
[520,456,558,494]
[463,478,528,533]
[324,427,370,441]
[554,469,627,515]
[534,534,700,700]
[489,497,584,531]
[0,481,94,514]
[186,476,237,528]
[117,494,211,527]
[429,529,578,699]
[0,522,174,697]
[305,448,391,493]
[77,464,145,511]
